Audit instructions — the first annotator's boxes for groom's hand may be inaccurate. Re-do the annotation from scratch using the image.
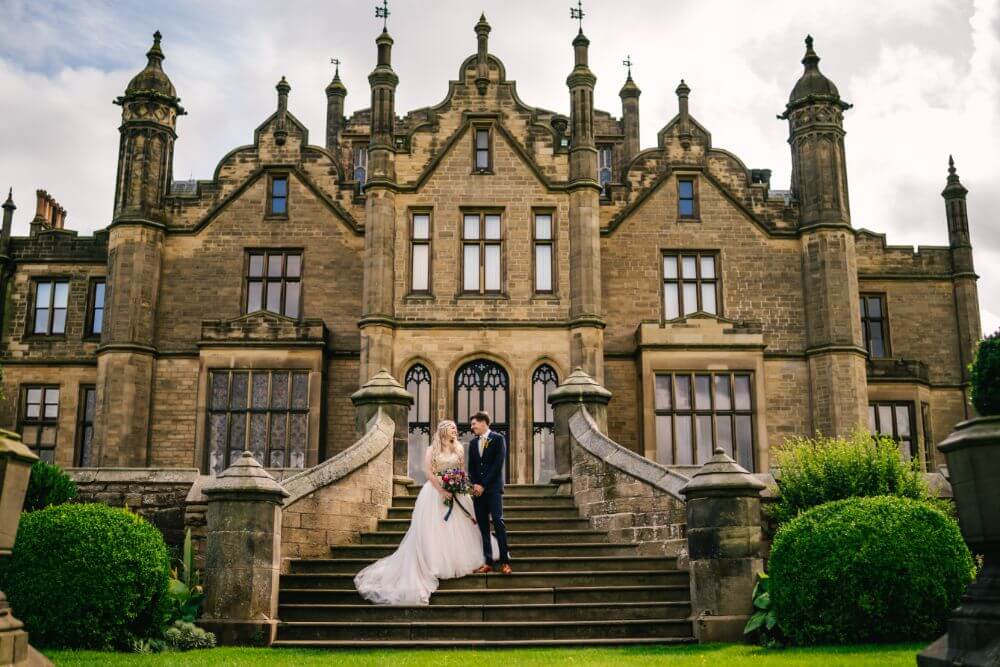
[472,484,484,497]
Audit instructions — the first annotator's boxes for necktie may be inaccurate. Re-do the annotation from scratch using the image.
[479,435,486,456]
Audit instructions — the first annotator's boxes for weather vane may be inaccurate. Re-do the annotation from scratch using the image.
[330,58,341,75]
[570,0,585,30]
[623,55,633,77]
[375,0,390,30]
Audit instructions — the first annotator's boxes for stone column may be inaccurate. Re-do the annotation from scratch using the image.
[548,367,612,493]
[351,369,413,496]
[680,447,766,643]
[200,452,288,646]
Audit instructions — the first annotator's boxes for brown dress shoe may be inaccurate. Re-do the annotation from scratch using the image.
[498,563,513,575]
[473,564,492,574]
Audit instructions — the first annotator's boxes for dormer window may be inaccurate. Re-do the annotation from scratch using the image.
[353,144,368,192]
[598,145,613,194]
[267,175,288,217]
[474,127,492,172]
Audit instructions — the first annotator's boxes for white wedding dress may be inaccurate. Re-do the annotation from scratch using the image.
[354,446,495,605]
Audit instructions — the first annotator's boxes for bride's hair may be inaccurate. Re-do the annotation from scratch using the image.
[430,419,461,461]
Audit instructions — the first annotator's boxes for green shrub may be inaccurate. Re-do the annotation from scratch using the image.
[23,460,77,512]
[971,329,1000,416]
[2,503,170,649]
[166,528,204,623]
[163,621,216,651]
[768,430,928,527]
[769,496,974,644]
[743,572,786,647]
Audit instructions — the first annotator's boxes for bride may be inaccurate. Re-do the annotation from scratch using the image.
[354,419,494,605]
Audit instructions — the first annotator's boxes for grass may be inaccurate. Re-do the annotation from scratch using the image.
[45,643,924,666]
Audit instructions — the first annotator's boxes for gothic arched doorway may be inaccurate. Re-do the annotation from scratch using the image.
[531,364,558,483]
[404,364,432,484]
[454,359,510,481]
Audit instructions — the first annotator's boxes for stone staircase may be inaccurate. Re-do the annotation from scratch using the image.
[273,483,695,648]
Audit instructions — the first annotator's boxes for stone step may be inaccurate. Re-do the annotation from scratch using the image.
[275,618,694,641]
[272,637,696,649]
[360,529,608,545]
[278,601,692,622]
[278,584,692,606]
[289,556,677,575]
[387,505,581,520]
[406,484,558,497]
[330,542,639,559]
[377,517,592,532]
[280,570,687,590]
[392,495,575,508]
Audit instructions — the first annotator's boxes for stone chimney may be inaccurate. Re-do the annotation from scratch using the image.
[30,190,66,235]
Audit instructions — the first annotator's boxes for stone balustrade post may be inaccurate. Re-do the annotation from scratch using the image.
[200,452,288,646]
[548,367,612,492]
[680,447,766,643]
[351,369,413,496]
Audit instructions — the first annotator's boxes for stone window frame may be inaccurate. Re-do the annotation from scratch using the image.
[532,209,556,295]
[860,292,891,359]
[677,175,700,221]
[75,384,96,467]
[404,363,433,483]
[408,209,433,296]
[265,173,290,219]
[243,249,303,319]
[531,364,559,483]
[597,144,614,197]
[652,370,756,470]
[18,384,60,463]
[28,277,70,338]
[84,278,106,340]
[869,400,916,461]
[920,401,933,472]
[353,143,369,194]
[459,208,505,297]
[471,123,494,174]
[205,368,311,475]
[661,251,721,321]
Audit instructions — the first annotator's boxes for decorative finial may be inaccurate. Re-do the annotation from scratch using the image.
[802,34,819,67]
[623,55,633,78]
[3,187,13,208]
[146,30,165,64]
[948,154,956,175]
[676,78,690,96]
[805,34,813,49]
[375,0,390,31]
[570,0,585,31]
[331,57,341,77]
[276,75,290,93]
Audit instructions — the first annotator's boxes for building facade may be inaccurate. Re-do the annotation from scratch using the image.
[0,20,982,484]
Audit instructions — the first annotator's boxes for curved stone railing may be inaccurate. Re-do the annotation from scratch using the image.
[280,409,395,560]
[568,406,691,556]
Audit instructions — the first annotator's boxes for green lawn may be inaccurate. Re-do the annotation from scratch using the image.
[45,643,923,666]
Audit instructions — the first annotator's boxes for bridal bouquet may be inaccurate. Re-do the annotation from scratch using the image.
[438,468,475,523]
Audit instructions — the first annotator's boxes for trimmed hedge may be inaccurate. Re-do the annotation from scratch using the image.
[971,329,1000,416]
[23,460,77,512]
[2,503,170,649]
[768,430,928,527]
[769,496,974,644]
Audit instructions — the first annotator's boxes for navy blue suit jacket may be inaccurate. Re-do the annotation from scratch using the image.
[468,431,506,496]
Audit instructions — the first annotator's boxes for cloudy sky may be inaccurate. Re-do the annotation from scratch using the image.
[1,0,998,333]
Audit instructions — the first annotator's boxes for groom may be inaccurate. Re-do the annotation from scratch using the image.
[467,411,511,574]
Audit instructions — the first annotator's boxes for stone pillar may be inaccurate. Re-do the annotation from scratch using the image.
[351,369,413,496]
[548,367,611,493]
[919,416,1000,666]
[680,447,766,643]
[200,452,288,646]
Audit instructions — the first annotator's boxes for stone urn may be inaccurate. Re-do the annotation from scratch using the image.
[919,415,1000,666]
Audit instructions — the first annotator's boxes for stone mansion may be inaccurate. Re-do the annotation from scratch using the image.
[0,17,982,485]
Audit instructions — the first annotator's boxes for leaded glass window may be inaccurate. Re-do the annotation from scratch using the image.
[860,294,890,358]
[654,371,754,469]
[532,365,558,483]
[869,401,915,461]
[598,145,613,195]
[76,385,96,466]
[455,359,510,481]
[405,364,432,484]
[20,385,59,463]
[245,250,302,318]
[207,370,309,474]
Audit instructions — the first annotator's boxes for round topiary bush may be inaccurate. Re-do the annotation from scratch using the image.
[769,496,974,645]
[971,329,1000,416]
[23,459,77,512]
[2,503,170,649]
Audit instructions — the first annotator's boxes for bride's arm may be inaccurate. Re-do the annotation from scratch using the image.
[424,447,449,498]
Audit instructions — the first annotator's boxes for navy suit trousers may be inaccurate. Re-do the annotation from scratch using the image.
[473,492,509,565]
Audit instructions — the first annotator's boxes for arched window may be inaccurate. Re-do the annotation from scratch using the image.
[532,365,558,483]
[405,364,432,484]
[454,359,510,481]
